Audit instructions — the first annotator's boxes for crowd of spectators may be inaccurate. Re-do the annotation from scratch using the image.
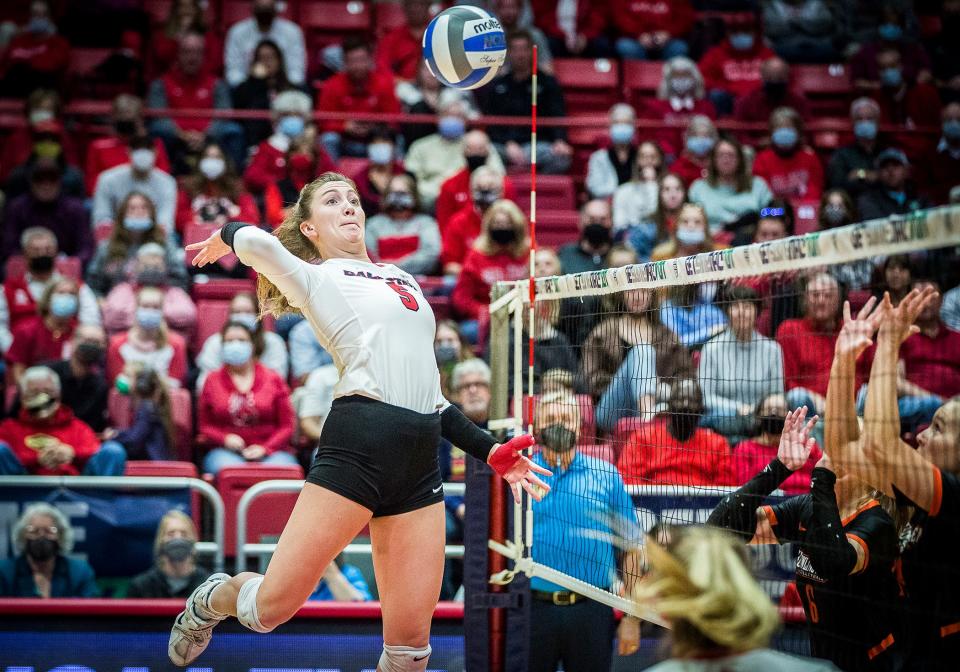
[0,0,958,620]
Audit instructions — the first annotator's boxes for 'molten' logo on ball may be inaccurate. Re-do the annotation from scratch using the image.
[473,18,502,33]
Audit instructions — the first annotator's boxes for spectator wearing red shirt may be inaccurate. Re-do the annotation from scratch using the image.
[869,47,942,131]
[148,0,222,81]
[919,102,960,206]
[148,31,245,174]
[84,95,171,195]
[6,278,81,385]
[106,287,188,387]
[442,167,505,276]
[176,142,260,235]
[436,131,517,231]
[452,200,530,342]
[318,36,401,160]
[698,14,776,115]
[669,115,717,187]
[618,379,734,487]
[263,136,334,229]
[197,321,296,474]
[642,58,715,159]
[0,89,78,184]
[243,90,336,198]
[732,392,821,496]
[733,57,810,127]
[893,280,960,433]
[530,0,611,58]
[612,0,693,61]
[0,365,125,476]
[752,107,824,203]
[376,0,429,82]
[0,1,70,97]
[347,128,406,218]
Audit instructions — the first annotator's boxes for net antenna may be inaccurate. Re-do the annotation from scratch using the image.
[487,205,960,623]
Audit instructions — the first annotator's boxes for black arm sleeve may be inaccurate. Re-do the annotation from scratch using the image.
[707,458,794,542]
[804,467,859,579]
[440,405,497,463]
[220,221,251,251]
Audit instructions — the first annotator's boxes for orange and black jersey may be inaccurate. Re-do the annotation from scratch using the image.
[765,495,904,671]
[894,466,960,669]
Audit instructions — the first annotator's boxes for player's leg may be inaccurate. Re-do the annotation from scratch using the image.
[369,502,446,671]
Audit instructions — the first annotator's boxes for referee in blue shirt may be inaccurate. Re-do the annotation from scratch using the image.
[529,392,643,672]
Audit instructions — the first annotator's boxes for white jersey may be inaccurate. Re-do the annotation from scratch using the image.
[234,226,447,414]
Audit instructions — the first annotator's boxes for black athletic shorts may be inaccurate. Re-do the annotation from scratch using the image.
[306,395,444,517]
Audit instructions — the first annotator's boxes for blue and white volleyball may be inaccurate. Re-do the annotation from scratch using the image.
[422,6,506,90]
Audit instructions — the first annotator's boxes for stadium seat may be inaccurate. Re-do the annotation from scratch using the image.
[427,295,452,321]
[373,0,407,36]
[792,199,820,235]
[68,48,112,77]
[191,277,257,300]
[4,255,82,281]
[510,175,575,213]
[622,61,663,109]
[299,0,372,31]
[220,0,293,30]
[552,58,621,114]
[124,460,198,477]
[216,464,304,557]
[108,387,195,462]
[193,299,232,356]
[142,0,173,24]
[792,65,852,117]
[536,210,580,237]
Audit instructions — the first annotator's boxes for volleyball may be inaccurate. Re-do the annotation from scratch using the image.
[422,5,507,90]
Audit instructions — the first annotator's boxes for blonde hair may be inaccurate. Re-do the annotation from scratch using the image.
[634,526,780,658]
[153,510,198,558]
[257,172,357,317]
[474,199,529,258]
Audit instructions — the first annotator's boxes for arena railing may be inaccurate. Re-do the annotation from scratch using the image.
[0,475,226,573]
[235,480,466,569]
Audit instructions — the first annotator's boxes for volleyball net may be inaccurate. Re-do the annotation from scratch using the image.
[486,205,960,621]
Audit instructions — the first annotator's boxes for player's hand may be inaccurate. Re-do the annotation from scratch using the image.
[878,287,938,345]
[777,406,819,471]
[836,296,882,359]
[186,229,233,267]
[617,616,641,656]
[487,435,552,504]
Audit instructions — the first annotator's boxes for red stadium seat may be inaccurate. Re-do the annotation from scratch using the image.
[108,387,195,462]
[536,210,580,237]
[622,60,663,108]
[792,199,820,235]
[193,299,232,356]
[142,0,173,24]
[220,0,293,30]
[299,0,372,31]
[510,175,575,213]
[374,1,407,36]
[792,65,851,117]
[552,58,620,114]
[191,278,257,301]
[125,460,198,477]
[216,464,304,557]
[4,255,82,281]
[68,48,112,77]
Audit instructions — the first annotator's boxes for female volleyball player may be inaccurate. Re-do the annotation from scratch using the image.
[168,172,551,671]
[709,297,905,671]
[831,286,960,669]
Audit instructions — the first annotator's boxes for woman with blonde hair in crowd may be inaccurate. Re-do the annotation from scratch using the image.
[651,202,719,262]
[106,286,188,386]
[127,509,207,598]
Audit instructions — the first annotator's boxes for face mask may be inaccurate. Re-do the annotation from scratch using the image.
[114,119,137,136]
[222,339,254,366]
[25,537,58,562]
[230,312,259,331]
[671,76,695,95]
[124,216,153,232]
[540,423,576,452]
[33,140,61,159]
[582,222,611,247]
[943,119,960,141]
[880,67,903,88]
[75,342,105,365]
[130,148,156,172]
[758,414,785,436]
[465,154,487,172]
[771,126,798,150]
[29,110,54,126]
[729,32,755,51]
[763,81,788,100]
[385,191,415,211]
[685,135,714,157]
[367,142,393,165]
[473,189,498,209]
[676,227,706,246]
[438,116,466,140]
[668,408,700,442]
[698,282,718,303]
[199,156,226,180]
[878,23,903,41]
[28,17,55,34]
[27,255,54,275]
[435,343,459,364]
[822,204,847,226]
[136,307,163,330]
[609,123,634,146]
[24,392,58,418]
[50,293,78,318]
[490,228,517,245]
[160,537,195,562]
[278,115,305,138]
[853,119,878,140]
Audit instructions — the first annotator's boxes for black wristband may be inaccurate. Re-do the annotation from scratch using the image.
[440,405,497,463]
[707,458,795,542]
[220,221,250,251]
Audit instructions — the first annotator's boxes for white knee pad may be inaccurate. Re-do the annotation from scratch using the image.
[236,576,274,633]
[378,643,432,672]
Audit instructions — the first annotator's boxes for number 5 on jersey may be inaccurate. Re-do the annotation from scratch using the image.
[387,282,420,312]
